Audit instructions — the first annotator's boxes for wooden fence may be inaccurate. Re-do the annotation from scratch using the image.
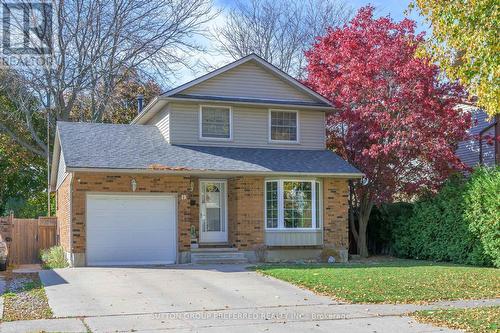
[0,215,57,265]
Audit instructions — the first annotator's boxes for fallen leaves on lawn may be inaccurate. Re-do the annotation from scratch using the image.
[2,273,53,321]
[413,306,500,333]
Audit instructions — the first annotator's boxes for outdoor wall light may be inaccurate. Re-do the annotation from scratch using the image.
[131,178,137,192]
[190,181,195,192]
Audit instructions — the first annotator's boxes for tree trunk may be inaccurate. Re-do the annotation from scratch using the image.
[357,197,373,258]
[357,216,369,257]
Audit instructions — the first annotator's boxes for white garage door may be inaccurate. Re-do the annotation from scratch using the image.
[86,194,176,266]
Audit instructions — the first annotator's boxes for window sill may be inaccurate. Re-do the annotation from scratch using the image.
[265,228,322,232]
[199,137,233,142]
[268,140,300,145]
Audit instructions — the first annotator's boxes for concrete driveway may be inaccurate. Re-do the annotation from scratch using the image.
[34,264,464,333]
[39,264,334,317]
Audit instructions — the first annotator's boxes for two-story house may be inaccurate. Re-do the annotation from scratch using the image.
[50,54,362,267]
[456,103,499,168]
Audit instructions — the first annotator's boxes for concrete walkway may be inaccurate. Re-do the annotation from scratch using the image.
[4,299,500,332]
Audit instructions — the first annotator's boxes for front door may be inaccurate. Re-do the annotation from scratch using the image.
[199,180,228,243]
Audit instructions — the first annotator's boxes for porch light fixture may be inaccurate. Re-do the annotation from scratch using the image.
[131,178,137,192]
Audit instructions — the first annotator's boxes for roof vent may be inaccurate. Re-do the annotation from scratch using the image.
[137,94,144,114]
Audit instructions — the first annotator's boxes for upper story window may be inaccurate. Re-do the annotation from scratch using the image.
[199,106,232,140]
[269,110,299,142]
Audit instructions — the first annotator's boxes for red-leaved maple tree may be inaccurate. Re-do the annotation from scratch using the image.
[305,6,471,257]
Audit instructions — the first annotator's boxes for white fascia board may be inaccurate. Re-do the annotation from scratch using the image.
[49,130,61,191]
[131,97,169,124]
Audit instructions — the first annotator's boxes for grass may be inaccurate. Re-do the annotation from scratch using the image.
[256,259,500,303]
[2,273,53,321]
[413,306,500,333]
[40,245,69,269]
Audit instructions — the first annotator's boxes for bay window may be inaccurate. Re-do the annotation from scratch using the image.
[265,180,321,229]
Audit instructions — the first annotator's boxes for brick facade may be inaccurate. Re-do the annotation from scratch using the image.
[190,178,200,242]
[56,175,72,252]
[57,172,349,262]
[228,176,265,249]
[323,178,349,250]
[70,173,193,253]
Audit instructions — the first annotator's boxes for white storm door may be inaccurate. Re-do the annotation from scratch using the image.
[199,181,228,243]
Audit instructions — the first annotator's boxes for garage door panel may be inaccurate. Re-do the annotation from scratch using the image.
[86,195,176,266]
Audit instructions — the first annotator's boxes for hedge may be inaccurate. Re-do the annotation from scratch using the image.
[370,167,499,267]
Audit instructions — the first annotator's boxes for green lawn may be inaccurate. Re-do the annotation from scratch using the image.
[256,260,500,303]
[413,306,500,333]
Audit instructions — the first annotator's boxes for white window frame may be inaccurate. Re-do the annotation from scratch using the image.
[199,105,233,141]
[265,179,322,231]
[268,109,300,144]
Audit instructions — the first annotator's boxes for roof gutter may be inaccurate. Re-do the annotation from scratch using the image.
[66,167,364,179]
[164,96,333,111]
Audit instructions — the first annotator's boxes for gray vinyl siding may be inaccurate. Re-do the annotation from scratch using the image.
[149,107,170,142]
[265,230,323,246]
[168,102,325,149]
[56,150,67,189]
[456,108,496,168]
[183,61,317,103]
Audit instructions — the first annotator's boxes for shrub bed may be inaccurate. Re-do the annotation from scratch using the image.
[368,167,499,267]
[40,245,69,269]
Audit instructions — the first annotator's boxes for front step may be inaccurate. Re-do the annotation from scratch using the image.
[197,242,231,248]
[191,248,248,264]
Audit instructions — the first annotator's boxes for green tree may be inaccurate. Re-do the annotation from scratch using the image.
[0,67,161,217]
[0,134,46,216]
[413,0,499,116]
[71,68,161,124]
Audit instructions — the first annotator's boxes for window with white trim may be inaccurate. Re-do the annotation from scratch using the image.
[269,110,298,142]
[200,106,231,139]
[265,180,321,229]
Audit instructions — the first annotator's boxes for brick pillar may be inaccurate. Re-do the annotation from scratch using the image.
[227,176,265,249]
[323,178,349,256]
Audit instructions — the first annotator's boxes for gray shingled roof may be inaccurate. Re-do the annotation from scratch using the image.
[57,122,361,175]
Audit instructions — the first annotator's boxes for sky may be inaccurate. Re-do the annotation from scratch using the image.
[169,0,429,88]
[346,0,426,28]
[213,0,429,32]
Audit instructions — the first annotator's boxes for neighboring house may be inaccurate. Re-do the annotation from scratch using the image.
[456,103,499,168]
[50,54,362,267]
